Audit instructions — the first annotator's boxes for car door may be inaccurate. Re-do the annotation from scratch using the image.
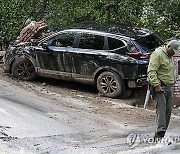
[35,32,76,78]
[71,32,107,79]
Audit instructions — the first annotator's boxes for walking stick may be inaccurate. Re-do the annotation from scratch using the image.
[144,84,151,109]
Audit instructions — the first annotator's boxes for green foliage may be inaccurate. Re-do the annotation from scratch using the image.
[0,0,179,49]
[141,0,180,39]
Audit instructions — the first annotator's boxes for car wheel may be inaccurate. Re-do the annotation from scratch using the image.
[97,71,124,98]
[12,57,36,80]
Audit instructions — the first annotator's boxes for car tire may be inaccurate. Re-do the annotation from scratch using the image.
[12,57,36,81]
[97,71,124,98]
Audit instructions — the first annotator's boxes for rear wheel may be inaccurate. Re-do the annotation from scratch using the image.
[97,71,124,98]
[12,57,36,80]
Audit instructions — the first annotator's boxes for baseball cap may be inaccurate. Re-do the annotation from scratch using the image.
[168,40,180,53]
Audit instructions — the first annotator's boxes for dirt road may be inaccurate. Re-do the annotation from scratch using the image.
[0,64,180,154]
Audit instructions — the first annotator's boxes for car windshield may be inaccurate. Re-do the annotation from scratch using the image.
[136,33,164,53]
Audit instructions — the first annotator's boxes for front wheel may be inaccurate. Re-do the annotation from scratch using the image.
[12,57,36,81]
[97,71,124,98]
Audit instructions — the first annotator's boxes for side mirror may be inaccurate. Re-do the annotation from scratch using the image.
[41,42,49,49]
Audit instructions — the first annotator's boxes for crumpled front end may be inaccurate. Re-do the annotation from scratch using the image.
[3,42,33,73]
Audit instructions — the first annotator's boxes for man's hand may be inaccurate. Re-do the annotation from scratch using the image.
[155,85,165,93]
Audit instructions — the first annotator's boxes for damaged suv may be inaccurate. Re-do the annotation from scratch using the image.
[4,27,163,98]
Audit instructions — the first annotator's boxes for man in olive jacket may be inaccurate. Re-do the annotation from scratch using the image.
[147,40,180,141]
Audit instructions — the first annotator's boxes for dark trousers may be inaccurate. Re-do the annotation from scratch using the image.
[154,85,172,136]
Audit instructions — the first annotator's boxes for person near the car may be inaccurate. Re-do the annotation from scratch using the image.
[147,39,180,141]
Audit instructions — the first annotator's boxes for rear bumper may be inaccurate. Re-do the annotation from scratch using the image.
[128,77,148,88]
[137,77,148,86]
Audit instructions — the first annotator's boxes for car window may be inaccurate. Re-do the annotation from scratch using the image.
[136,34,163,53]
[79,33,104,50]
[108,37,125,50]
[47,32,76,47]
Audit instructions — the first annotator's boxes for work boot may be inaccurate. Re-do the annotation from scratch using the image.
[154,131,165,143]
